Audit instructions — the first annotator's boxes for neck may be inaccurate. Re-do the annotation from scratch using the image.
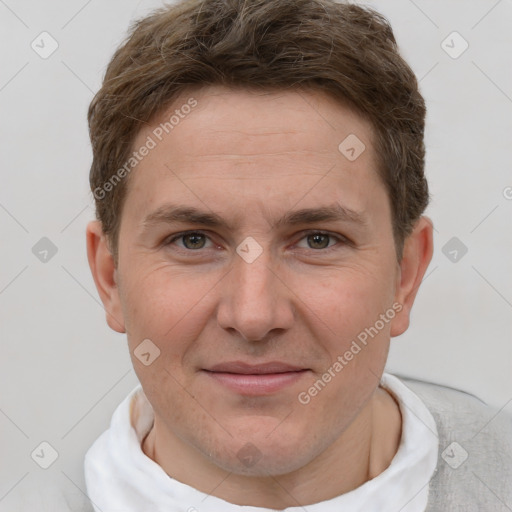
[142,386,402,508]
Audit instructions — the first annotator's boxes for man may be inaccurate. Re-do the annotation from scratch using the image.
[84,0,512,510]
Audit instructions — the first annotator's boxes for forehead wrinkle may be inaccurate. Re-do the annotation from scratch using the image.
[187,151,335,159]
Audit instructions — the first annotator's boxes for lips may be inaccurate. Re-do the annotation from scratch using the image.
[205,361,306,374]
[202,361,309,395]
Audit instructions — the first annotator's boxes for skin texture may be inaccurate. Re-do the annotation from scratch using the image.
[87,85,433,508]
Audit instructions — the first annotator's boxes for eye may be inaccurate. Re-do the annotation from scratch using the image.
[163,230,349,254]
[295,231,346,251]
[165,231,214,250]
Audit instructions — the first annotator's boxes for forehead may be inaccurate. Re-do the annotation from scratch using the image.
[144,86,375,160]
[124,86,386,224]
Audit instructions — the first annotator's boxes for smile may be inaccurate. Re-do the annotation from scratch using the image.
[202,361,310,395]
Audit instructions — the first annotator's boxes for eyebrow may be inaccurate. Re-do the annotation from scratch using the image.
[141,203,368,231]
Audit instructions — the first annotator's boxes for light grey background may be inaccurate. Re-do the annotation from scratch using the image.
[1,0,511,509]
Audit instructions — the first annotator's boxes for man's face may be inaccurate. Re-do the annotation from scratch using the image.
[106,86,406,475]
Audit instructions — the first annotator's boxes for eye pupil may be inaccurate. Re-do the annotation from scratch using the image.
[183,233,206,249]
[308,233,330,249]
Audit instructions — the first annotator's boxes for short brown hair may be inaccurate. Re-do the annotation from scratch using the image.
[88,0,429,263]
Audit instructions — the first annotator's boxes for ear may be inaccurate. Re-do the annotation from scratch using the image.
[86,220,126,333]
[390,216,434,337]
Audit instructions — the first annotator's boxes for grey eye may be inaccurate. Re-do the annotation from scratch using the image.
[181,233,207,249]
[306,233,331,249]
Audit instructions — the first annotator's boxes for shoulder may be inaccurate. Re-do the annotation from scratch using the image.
[396,374,512,511]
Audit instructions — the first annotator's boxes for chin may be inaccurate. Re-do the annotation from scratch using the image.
[206,430,319,477]
[216,450,314,477]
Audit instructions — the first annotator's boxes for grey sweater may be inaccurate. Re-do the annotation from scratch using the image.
[402,376,512,511]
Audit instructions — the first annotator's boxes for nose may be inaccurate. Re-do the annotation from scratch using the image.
[216,246,295,343]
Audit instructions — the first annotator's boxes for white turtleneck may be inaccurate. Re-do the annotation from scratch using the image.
[84,372,438,512]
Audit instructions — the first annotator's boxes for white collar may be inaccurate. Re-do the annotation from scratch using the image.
[84,372,438,512]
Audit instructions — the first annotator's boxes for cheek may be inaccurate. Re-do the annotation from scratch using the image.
[297,319,390,428]
[295,268,393,396]
[123,263,210,323]
[120,267,219,367]
[296,267,391,339]
[136,359,210,432]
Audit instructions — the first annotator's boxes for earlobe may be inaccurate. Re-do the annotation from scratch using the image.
[86,220,126,333]
[390,216,434,338]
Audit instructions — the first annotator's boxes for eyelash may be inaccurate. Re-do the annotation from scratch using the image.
[164,230,350,254]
